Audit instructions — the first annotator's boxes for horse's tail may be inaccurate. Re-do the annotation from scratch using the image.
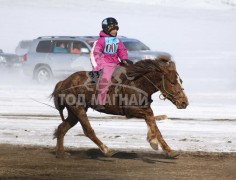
[50,81,66,122]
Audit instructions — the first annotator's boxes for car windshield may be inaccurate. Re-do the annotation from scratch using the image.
[86,40,95,48]
[123,41,150,51]
[86,39,151,51]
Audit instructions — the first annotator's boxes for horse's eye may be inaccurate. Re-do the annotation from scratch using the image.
[170,82,175,86]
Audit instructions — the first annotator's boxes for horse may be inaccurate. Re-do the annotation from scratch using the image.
[51,55,189,158]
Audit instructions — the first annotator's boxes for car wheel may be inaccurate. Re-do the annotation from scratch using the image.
[34,66,53,84]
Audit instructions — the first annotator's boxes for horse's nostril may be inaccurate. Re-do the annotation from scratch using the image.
[182,102,188,108]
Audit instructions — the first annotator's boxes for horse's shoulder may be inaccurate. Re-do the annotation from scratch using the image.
[113,66,126,76]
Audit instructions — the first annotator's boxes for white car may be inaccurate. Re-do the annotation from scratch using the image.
[22,36,171,84]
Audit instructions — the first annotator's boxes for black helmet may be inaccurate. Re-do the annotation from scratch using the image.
[102,17,119,35]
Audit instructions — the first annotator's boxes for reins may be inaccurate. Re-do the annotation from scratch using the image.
[143,74,176,101]
[161,75,175,97]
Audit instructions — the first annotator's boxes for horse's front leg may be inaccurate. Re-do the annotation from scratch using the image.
[145,115,179,158]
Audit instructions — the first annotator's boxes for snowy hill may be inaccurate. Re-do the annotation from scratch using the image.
[1,0,236,9]
[109,0,236,9]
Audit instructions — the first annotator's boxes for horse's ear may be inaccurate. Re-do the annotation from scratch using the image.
[159,55,171,63]
[158,55,176,69]
[158,55,172,71]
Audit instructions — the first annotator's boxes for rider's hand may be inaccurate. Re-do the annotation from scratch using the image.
[123,60,129,66]
[121,59,133,66]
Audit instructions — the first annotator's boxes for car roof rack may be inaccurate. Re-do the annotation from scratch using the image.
[77,36,99,39]
[37,36,77,39]
[77,35,127,39]
[37,35,127,40]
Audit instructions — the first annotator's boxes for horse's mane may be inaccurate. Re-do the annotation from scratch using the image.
[111,56,171,87]
[124,56,170,80]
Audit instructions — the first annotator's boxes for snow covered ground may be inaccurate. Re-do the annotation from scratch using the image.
[0,0,236,153]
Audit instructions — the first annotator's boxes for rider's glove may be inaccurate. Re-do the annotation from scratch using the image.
[121,59,133,66]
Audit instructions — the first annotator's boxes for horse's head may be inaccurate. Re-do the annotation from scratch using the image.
[124,56,189,109]
[157,56,189,109]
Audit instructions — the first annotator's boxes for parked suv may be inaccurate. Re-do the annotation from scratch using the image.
[22,36,171,83]
[22,36,92,83]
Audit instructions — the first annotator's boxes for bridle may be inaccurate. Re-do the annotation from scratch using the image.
[143,74,180,103]
[160,75,175,98]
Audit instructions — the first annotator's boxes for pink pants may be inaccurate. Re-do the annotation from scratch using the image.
[97,63,117,105]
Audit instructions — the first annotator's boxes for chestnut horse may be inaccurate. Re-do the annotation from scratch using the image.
[52,56,188,158]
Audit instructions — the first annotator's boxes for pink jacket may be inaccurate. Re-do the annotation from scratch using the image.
[90,31,128,71]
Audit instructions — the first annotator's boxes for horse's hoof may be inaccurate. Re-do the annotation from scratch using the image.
[56,152,71,159]
[149,139,159,150]
[150,143,159,150]
[104,149,118,157]
[166,151,180,158]
[100,144,118,157]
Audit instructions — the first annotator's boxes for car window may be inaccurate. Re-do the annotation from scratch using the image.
[20,41,32,49]
[123,41,150,51]
[71,41,89,54]
[53,41,70,53]
[36,41,52,53]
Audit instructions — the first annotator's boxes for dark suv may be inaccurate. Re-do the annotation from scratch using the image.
[22,36,171,83]
[0,49,21,69]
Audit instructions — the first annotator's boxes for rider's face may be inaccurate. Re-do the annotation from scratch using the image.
[110,29,118,37]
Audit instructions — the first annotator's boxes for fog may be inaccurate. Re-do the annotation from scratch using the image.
[0,0,236,115]
[0,0,236,90]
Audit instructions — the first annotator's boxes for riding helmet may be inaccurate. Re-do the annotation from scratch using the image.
[102,17,119,34]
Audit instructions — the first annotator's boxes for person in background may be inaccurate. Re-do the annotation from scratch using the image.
[53,42,68,53]
[72,47,80,54]
[90,17,129,110]
[72,43,82,54]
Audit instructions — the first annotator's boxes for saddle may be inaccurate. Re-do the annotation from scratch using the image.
[87,60,133,84]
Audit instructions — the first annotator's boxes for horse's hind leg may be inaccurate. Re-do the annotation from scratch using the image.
[54,110,78,158]
[70,106,117,157]
[145,115,179,158]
